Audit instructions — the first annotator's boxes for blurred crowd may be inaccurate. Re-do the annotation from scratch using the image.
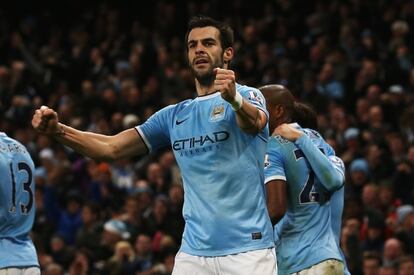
[1,0,414,274]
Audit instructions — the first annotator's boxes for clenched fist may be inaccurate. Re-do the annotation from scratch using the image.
[214,68,236,103]
[32,106,60,135]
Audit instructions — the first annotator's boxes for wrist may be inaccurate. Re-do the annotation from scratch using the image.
[294,132,306,144]
[230,92,243,111]
[52,123,66,137]
[293,131,303,141]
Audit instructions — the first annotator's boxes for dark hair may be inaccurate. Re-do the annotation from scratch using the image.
[185,16,234,51]
[399,255,414,266]
[363,251,382,265]
[292,102,318,129]
[83,202,101,220]
[259,84,295,121]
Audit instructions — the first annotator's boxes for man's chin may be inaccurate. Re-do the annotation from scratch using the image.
[193,67,213,79]
[195,72,215,86]
[194,66,212,75]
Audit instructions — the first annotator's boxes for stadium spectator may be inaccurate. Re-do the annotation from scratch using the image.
[382,238,403,268]
[379,266,397,275]
[398,255,414,275]
[75,202,103,253]
[363,252,382,275]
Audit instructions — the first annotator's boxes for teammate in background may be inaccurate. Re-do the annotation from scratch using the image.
[260,84,349,275]
[0,131,40,275]
[290,99,351,275]
[32,16,276,275]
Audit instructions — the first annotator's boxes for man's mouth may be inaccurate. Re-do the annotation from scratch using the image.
[194,58,209,65]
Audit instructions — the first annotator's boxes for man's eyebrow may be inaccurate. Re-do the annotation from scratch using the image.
[188,37,217,45]
[201,37,216,42]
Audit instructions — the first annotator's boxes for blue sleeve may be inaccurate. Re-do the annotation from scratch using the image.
[135,105,173,152]
[294,134,344,192]
[237,85,270,141]
[264,138,286,184]
[238,86,269,119]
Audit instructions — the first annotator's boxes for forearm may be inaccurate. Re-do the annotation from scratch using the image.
[266,180,286,226]
[234,99,267,134]
[267,201,285,226]
[52,123,117,161]
[33,105,148,161]
[295,134,343,191]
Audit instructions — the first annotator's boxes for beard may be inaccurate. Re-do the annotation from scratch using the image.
[189,56,224,87]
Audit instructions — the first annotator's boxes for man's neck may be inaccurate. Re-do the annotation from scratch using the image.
[195,79,217,96]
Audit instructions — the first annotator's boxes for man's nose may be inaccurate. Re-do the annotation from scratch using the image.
[195,43,205,54]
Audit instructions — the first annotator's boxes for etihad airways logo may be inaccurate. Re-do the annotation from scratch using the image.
[172,131,229,151]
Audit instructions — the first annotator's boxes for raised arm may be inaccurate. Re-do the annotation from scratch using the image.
[274,124,344,192]
[214,68,267,134]
[32,106,147,162]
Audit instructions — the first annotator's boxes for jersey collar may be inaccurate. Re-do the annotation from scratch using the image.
[195,91,221,101]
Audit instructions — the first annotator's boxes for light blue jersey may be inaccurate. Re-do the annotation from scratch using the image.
[264,124,345,274]
[137,84,274,256]
[0,132,39,269]
[323,142,351,275]
[331,186,351,275]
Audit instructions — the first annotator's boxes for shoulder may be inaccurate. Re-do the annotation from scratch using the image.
[269,135,290,147]
[236,83,260,94]
[236,83,265,104]
[154,99,193,117]
[302,128,323,140]
[167,99,193,111]
[9,136,30,154]
[268,136,290,157]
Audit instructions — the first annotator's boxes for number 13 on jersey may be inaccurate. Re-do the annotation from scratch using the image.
[8,162,34,215]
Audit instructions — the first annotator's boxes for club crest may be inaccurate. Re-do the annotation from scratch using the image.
[209,104,226,122]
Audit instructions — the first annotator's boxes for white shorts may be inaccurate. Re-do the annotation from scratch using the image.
[0,267,40,275]
[294,259,344,275]
[172,248,277,275]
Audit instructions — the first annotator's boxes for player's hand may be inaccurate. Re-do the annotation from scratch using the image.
[273,123,303,141]
[214,68,236,103]
[32,105,60,135]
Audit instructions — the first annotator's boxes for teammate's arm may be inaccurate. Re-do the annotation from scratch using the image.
[266,180,286,225]
[274,123,344,192]
[214,68,267,134]
[264,143,287,225]
[32,107,147,161]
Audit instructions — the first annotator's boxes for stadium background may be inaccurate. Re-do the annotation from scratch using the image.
[1,0,414,274]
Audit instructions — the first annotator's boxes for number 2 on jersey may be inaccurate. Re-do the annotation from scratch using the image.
[9,162,34,214]
[294,149,320,204]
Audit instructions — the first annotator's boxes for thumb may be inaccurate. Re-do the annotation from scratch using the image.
[213,67,222,75]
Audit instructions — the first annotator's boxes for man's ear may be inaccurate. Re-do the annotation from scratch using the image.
[223,47,234,65]
[275,105,285,118]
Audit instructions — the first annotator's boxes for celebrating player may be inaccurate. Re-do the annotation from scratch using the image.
[32,16,276,275]
[261,84,348,275]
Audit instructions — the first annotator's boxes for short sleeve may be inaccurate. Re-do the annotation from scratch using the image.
[264,138,286,184]
[136,106,173,152]
[238,86,269,119]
